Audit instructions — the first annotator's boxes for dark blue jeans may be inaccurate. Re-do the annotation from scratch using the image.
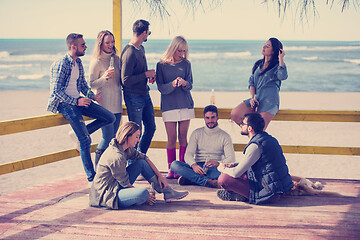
[124,93,156,154]
[97,113,122,150]
[58,101,115,182]
[171,161,221,186]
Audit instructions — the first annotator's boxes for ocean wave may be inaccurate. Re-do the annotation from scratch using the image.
[344,59,360,65]
[17,74,47,80]
[0,63,33,69]
[301,56,360,65]
[0,74,10,80]
[0,52,64,62]
[286,46,360,51]
[224,51,252,58]
[302,56,319,61]
[0,51,10,58]
[147,51,253,60]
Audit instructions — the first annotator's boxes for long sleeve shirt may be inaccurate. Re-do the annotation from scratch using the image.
[47,53,94,113]
[120,44,149,95]
[156,60,194,112]
[185,125,235,167]
[247,63,288,113]
[218,143,261,178]
[89,52,122,113]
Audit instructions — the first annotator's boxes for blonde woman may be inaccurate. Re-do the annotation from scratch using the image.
[89,121,189,209]
[89,30,123,167]
[156,36,194,179]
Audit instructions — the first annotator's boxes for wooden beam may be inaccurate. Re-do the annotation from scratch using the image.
[0,144,98,175]
[113,0,122,53]
[150,141,360,156]
[1,141,359,175]
[1,108,359,136]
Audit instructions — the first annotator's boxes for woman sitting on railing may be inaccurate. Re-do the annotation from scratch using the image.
[231,37,287,130]
[89,121,189,209]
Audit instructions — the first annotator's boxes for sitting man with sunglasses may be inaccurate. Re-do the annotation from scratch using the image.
[217,112,293,204]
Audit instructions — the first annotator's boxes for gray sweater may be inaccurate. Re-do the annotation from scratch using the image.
[120,44,149,95]
[156,60,194,112]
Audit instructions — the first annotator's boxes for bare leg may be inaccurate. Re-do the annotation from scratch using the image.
[260,112,275,130]
[178,120,190,147]
[164,122,177,149]
[230,102,252,126]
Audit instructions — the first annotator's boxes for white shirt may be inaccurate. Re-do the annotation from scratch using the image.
[65,61,80,98]
[218,143,261,178]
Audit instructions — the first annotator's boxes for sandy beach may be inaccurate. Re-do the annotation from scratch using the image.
[0,90,359,195]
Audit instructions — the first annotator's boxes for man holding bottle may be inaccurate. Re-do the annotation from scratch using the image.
[120,19,156,154]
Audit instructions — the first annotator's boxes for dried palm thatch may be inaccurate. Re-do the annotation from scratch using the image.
[263,0,359,22]
[129,0,358,21]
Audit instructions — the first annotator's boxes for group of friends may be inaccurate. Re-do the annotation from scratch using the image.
[47,19,293,209]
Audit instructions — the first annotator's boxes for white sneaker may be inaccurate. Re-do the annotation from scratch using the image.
[69,130,80,152]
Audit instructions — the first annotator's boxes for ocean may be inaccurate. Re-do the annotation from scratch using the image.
[0,39,359,92]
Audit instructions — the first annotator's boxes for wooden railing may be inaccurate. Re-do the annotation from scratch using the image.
[1,107,359,175]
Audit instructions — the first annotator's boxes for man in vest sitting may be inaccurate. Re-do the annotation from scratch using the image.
[217,112,293,204]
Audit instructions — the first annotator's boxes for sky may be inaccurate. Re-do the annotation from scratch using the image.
[0,0,359,41]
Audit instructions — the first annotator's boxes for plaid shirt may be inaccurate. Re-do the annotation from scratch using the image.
[47,53,94,113]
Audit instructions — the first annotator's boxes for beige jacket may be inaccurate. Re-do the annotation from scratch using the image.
[89,139,146,209]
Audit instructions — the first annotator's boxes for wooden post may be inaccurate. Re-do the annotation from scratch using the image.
[113,0,122,53]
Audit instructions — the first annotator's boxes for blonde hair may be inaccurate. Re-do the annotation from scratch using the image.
[160,36,189,64]
[92,30,118,59]
[115,121,141,146]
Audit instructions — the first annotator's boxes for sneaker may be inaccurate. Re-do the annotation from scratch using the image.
[69,130,80,152]
[205,179,219,189]
[178,176,194,186]
[216,189,247,202]
[164,188,189,203]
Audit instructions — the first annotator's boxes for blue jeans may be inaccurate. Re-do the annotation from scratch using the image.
[117,159,156,208]
[171,161,221,186]
[58,101,115,182]
[124,93,156,154]
[97,113,122,150]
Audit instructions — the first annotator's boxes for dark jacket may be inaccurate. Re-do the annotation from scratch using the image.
[245,132,293,204]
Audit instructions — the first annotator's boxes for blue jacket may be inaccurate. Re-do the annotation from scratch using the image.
[244,132,293,204]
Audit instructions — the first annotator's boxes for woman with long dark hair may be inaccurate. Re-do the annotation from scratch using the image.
[231,38,287,130]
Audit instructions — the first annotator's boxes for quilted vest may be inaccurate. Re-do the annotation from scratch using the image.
[244,132,293,204]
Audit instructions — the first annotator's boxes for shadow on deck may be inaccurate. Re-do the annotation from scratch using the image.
[0,173,359,240]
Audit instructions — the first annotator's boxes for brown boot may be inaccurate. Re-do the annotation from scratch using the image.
[205,179,219,188]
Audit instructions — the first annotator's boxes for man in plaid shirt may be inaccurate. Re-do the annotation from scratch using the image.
[47,33,115,183]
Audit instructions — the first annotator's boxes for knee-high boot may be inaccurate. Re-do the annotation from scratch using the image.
[148,175,189,202]
[166,148,177,179]
[179,145,187,163]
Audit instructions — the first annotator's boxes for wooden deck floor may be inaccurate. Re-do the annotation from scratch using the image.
[0,173,359,240]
